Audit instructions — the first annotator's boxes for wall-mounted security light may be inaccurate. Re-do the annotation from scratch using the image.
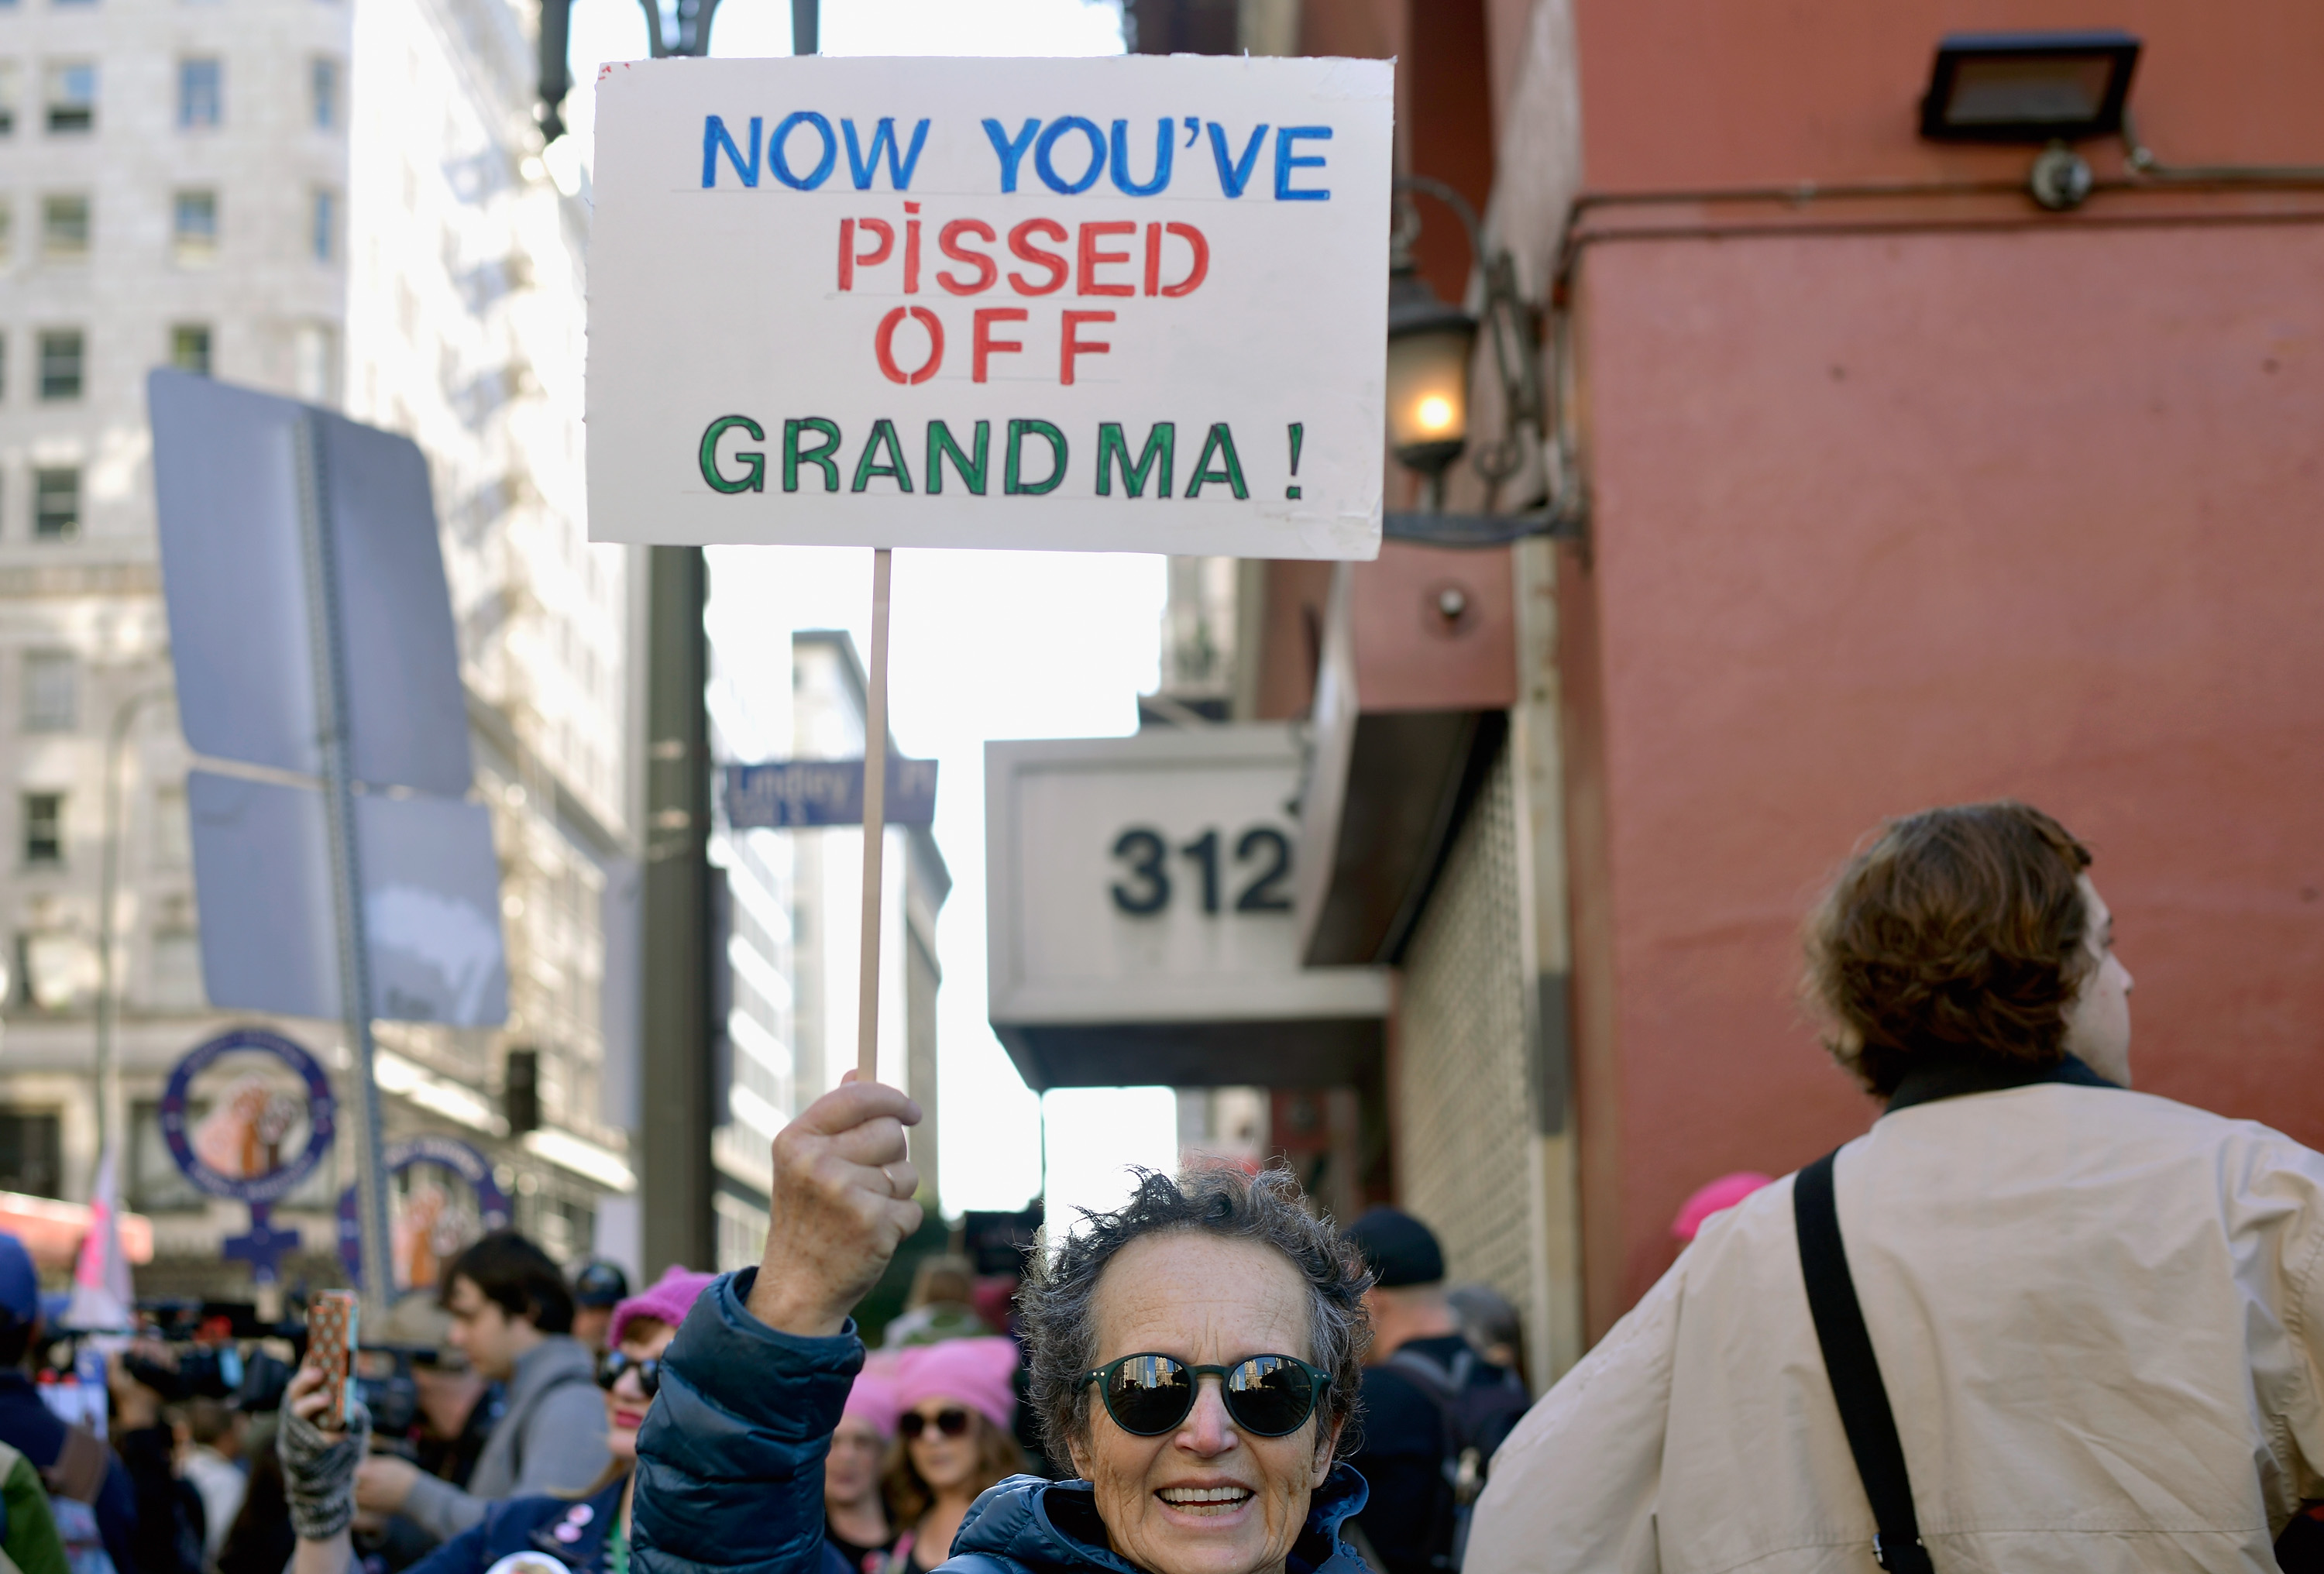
[1920,30,2140,143]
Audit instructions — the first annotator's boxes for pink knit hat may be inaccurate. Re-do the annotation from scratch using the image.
[1671,1172,1775,1242]
[892,1337,1019,1434]
[842,1356,903,1438]
[609,1265,717,1348]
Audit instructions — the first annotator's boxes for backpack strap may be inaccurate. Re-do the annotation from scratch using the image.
[1794,1151,1935,1574]
[40,1428,108,1507]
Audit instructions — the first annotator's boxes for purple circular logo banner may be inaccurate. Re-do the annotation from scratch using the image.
[336,1136,514,1288]
[160,1029,337,1205]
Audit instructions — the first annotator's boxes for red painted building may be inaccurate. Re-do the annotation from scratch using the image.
[1121,0,2324,1374]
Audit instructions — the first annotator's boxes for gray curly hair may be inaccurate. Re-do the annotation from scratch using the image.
[1016,1166,1373,1466]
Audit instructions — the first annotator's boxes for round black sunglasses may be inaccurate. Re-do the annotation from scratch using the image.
[1082,1353,1331,1438]
[899,1407,974,1439]
[596,1350,661,1398]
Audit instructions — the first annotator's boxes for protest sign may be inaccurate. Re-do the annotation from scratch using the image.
[587,53,1393,559]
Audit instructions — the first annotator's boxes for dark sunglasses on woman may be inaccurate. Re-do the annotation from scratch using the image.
[899,1407,974,1439]
[1081,1353,1332,1438]
[596,1350,661,1398]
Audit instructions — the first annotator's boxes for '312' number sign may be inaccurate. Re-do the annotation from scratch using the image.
[1110,825,1292,916]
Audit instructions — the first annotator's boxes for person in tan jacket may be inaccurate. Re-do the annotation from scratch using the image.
[1467,800,2324,1574]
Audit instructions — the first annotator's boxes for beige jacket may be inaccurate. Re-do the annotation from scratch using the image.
[1466,1083,2324,1573]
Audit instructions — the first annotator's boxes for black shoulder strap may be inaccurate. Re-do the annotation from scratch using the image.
[1794,1151,1935,1574]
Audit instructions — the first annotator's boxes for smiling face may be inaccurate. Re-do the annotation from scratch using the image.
[903,1400,984,1493]
[603,1318,674,1464]
[1067,1232,1339,1574]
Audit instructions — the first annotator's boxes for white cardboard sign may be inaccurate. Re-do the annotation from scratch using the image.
[586,54,1392,558]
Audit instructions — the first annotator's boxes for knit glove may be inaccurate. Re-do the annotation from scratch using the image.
[277,1397,372,1539]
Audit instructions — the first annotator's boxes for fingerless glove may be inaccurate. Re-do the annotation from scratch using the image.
[277,1400,372,1540]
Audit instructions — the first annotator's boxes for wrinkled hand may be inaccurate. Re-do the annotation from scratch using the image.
[747,1077,923,1339]
[353,1455,419,1514]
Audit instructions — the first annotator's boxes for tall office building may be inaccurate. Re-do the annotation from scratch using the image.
[703,577,947,1270]
[0,0,634,1283]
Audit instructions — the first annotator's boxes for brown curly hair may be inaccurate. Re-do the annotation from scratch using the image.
[1804,801,2095,1098]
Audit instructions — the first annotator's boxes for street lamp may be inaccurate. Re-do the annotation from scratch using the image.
[1380,178,1580,546]
[95,685,173,1176]
[1384,180,1478,507]
[1385,253,1477,497]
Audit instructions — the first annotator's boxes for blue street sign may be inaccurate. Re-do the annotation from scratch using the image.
[723,758,938,830]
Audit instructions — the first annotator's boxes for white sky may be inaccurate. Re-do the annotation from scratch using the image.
[566,0,1184,1223]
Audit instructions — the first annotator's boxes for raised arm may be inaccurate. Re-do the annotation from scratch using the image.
[633,1079,923,1574]
[277,1363,369,1574]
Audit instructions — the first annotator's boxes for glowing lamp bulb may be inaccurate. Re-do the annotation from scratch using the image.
[1415,394,1455,434]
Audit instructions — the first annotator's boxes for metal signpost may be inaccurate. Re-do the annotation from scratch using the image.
[293,411,395,1311]
[149,370,510,1312]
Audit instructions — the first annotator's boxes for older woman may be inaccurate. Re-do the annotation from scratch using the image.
[282,1266,717,1574]
[631,1080,1374,1574]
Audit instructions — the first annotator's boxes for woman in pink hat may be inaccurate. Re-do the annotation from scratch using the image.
[883,1338,1026,1572]
[826,1361,901,1574]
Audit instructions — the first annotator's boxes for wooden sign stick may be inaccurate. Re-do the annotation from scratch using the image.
[856,546,892,1083]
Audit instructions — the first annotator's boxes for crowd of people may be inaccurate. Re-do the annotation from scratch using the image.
[0,1220,716,1574]
[23,797,2324,1574]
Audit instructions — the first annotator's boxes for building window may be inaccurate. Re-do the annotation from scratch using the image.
[22,793,62,864]
[32,466,78,537]
[172,190,216,266]
[0,1112,63,1200]
[36,330,81,400]
[44,64,95,135]
[294,323,335,404]
[310,187,336,263]
[16,933,95,1012]
[22,651,74,732]
[170,323,211,374]
[147,929,203,1010]
[177,58,220,128]
[0,203,12,267]
[152,785,191,867]
[40,194,88,262]
[311,58,338,130]
[0,64,18,136]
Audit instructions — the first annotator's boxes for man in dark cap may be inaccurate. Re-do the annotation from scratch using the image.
[567,1260,628,1356]
[1343,1208,1530,1574]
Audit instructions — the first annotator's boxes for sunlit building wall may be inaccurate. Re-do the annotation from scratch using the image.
[0,0,634,1284]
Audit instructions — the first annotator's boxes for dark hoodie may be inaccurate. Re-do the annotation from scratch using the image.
[632,1270,1373,1574]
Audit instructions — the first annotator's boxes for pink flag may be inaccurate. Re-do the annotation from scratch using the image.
[63,1145,132,1329]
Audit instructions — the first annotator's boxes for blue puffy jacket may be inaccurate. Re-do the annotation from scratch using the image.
[632,1270,1374,1574]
